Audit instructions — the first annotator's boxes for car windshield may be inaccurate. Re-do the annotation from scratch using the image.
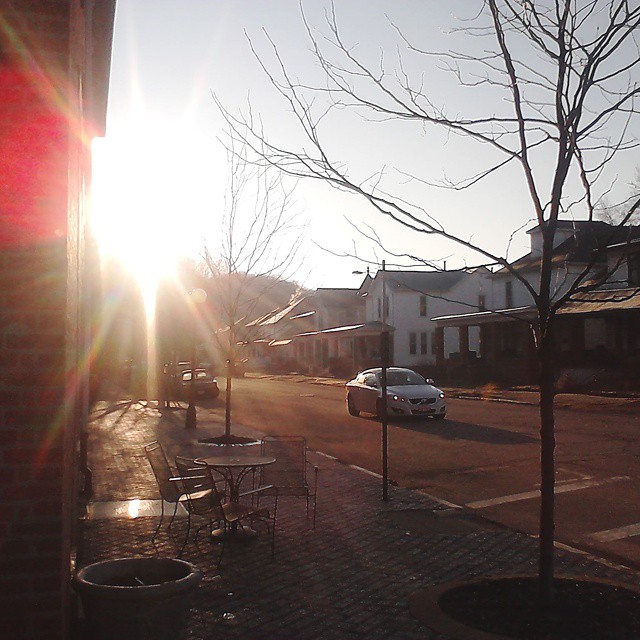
[182,370,208,382]
[386,370,426,386]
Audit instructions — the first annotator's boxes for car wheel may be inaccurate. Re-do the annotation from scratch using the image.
[432,413,446,421]
[347,394,360,417]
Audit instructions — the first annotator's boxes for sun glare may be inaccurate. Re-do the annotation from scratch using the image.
[92,134,182,287]
[91,123,218,399]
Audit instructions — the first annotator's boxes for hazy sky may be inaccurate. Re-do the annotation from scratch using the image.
[92,0,637,290]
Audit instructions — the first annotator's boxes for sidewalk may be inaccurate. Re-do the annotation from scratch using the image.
[80,400,640,639]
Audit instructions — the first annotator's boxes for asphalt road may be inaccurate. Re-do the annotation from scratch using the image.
[215,376,640,570]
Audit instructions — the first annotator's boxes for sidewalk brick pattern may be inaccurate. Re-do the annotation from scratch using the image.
[80,401,640,639]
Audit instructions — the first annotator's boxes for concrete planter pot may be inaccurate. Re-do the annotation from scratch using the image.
[74,557,202,640]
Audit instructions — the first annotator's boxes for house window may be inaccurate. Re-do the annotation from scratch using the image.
[419,295,427,317]
[409,332,417,355]
[505,281,513,308]
[478,294,486,311]
[420,332,428,355]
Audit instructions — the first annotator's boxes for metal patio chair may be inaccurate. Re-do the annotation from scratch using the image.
[259,435,319,529]
[173,456,226,558]
[143,441,184,543]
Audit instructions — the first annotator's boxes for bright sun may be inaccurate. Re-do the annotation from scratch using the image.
[90,122,216,298]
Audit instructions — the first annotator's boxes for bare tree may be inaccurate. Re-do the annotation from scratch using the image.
[203,138,306,442]
[217,0,640,602]
[598,168,640,224]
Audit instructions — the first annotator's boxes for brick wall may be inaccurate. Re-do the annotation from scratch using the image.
[0,2,80,637]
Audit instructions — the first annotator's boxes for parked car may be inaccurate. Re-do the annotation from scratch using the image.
[345,367,446,419]
[163,365,220,401]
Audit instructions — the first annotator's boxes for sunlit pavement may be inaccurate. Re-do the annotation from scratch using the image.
[80,400,640,639]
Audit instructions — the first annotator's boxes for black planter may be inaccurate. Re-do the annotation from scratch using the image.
[74,557,202,640]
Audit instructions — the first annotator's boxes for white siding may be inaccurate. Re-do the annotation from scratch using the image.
[365,270,491,367]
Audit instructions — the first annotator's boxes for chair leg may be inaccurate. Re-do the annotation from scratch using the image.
[167,501,179,531]
[178,512,191,558]
[215,522,227,569]
[152,498,165,543]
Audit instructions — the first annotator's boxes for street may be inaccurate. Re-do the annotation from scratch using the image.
[209,376,640,570]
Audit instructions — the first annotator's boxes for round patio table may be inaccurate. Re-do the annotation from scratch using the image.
[195,454,276,541]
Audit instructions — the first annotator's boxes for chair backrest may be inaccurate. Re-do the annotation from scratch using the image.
[175,456,224,518]
[260,435,307,488]
[144,441,180,503]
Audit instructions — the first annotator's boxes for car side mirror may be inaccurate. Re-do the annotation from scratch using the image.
[425,378,434,385]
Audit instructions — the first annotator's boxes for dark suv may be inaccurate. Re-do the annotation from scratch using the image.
[178,368,220,399]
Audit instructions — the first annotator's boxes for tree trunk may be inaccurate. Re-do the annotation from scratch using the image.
[225,366,232,438]
[225,326,235,438]
[538,335,556,606]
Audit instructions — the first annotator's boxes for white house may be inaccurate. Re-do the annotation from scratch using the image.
[362,268,492,368]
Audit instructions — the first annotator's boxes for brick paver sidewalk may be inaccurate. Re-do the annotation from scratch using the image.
[79,400,640,639]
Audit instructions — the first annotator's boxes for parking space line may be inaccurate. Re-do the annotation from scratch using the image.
[314,451,338,461]
[349,464,382,479]
[466,476,630,509]
[590,522,640,543]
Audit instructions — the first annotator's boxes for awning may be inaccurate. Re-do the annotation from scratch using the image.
[269,339,292,347]
[296,321,395,338]
[432,288,640,328]
[432,307,535,327]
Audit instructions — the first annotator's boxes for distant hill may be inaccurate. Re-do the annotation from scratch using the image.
[205,272,310,330]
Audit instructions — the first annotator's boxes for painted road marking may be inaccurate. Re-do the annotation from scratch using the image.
[350,464,382,479]
[590,522,640,543]
[466,476,630,509]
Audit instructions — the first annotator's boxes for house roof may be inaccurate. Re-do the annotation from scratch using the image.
[559,288,640,314]
[373,270,467,293]
[432,287,640,327]
[312,288,363,307]
[245,298,305,327]
[498,221,640,275]
[248,287,364,329]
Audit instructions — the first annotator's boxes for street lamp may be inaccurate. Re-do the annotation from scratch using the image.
[185,288,207,430]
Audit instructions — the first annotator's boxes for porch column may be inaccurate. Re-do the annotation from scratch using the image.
[480,324,493,362]
[434,326,445,366]
[459,325,470,361]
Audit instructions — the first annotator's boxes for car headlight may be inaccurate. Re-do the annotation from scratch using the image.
[390,394,406,402]
[439,392,445,398]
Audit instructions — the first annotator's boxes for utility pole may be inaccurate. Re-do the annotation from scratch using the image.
[380,260,389,501]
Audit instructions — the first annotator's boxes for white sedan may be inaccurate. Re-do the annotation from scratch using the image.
[345,367,446,419]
